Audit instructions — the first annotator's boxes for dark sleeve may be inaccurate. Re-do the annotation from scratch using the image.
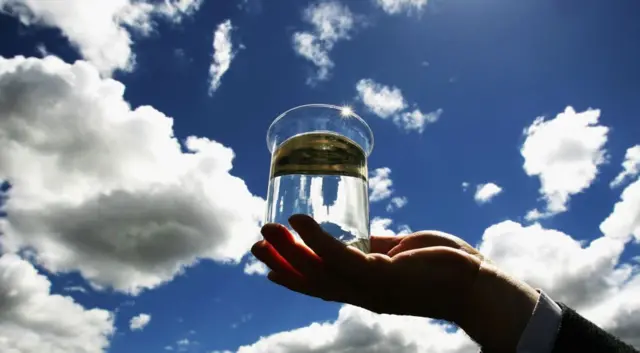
[552,302,638,353]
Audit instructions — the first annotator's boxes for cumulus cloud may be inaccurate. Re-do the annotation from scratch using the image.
[600,178,640,243]
[154,0,203,19]
[396,108,443,133]
[369,167,394,202]
[209,19,235,95]
[479,175,640,347]
[386,196,408,212]
[480,226,638,346]
[370,217,411,236]
[130,313,151,331]
[0,56,264,294]
[244,256,269,276]
[473,183,503,204]
[480,222,625,309]
[234,304,476,353]
[369,167,409,208]
[521,106,609,220]
[0,0,202,75]
[355,79,407,118]
[374,0,428,15]
[610,145,640,188]
[355,79,442,132]
[0,253,114,353]
[292,1,356,83]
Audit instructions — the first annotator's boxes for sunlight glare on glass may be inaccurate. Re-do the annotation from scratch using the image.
[340,105,354,118]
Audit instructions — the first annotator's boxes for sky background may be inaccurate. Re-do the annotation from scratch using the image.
[0,0,639,352]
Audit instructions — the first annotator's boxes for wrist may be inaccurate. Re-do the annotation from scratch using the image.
[457,261,540,353]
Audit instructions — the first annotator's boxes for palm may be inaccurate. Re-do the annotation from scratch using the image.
[377,241,482,319]
[252,215,483,322]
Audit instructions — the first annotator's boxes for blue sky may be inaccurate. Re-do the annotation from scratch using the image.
[0,0,639,352]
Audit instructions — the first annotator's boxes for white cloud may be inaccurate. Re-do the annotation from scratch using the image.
[209,19,235,95]
[524,208,551,222]
[370,217,412,236]
[480,221,625,309]
[521,106,609,220]
[0,56,264,294]
[0,253,114,353]
[244,256,269,276]
[479,177,640,347]
[480,223,639,347]
[355,79,442,132]
[129,313,151,331]
[374,0,428,15]
[234,304,476,353]
[473,183,503,204]
[600,178,640,243]
[369,167,394,202]
[0,0,202,75]
[176,338,194,351]
[386,196,408,212]
[154,0,203,19]
[64,285,88,293]
[396,108,443,133]
[461,182,470,191]
[356,79,407,118]
[610,145,640,188]
[292,1,356,83]
[177,339,190,346]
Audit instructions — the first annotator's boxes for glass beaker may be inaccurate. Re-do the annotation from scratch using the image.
[265,104,374,253]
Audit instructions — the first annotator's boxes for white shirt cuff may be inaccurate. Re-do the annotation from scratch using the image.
[516,290,562,353]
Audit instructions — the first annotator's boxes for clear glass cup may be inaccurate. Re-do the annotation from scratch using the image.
[265,104,374,253]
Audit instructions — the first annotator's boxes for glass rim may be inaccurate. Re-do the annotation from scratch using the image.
[266,103,374,155]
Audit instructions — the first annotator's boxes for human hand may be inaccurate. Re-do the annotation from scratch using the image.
[251,214,540,353]
[251,214,483,323]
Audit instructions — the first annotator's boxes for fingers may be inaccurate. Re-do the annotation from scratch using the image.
[370,235,404,254]
[387,231,467,257]
[261,223,324,278]
[251,240,302,277]
[288,214,370,277]
[267,271,324,299]
[391,246,481,282]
